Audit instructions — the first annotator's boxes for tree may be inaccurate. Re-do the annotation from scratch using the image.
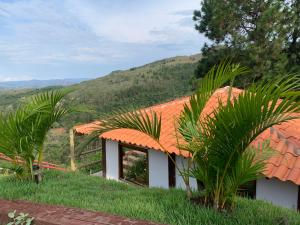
[193,0,300,85]
[0,89,73,179]
[286,0,300,73]
[92,62,300,211]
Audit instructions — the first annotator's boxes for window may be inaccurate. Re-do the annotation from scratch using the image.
[119,144,148,186]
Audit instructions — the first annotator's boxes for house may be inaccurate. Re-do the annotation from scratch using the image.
[74,87,300,210]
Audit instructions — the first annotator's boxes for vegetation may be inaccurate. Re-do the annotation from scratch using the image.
[65,54,201,126]
[6,211,34,225]
[0,55,200,127]
[0,160,14,176]
[0,56,198,115]
[92,62,300,210]
[193,0,300,85]
[0,90,73,179]
[0,170,299,225]
[126,156,148,185]
[43,128,70,165]
[0,87,62,114]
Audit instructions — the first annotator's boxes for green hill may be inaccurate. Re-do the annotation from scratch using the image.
[64,54,201,126]
[0,54,201,125]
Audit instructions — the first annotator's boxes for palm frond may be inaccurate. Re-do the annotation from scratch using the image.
[205,75,300,170]
[0,89,73,178]
[97,109,162,141]
[178,61,248,143]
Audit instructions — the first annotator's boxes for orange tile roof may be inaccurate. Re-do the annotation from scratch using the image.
[74,121,101,135]
[75,96,191,157]
[253,122,300,185]
[74,87,300,185]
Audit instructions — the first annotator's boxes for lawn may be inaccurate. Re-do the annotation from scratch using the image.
[0,170,299,225]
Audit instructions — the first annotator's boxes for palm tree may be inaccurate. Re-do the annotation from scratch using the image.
[0,89,73,179]
[93,62,300,210]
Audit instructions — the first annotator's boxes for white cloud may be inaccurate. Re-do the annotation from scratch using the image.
[0,0,206,80]
[66,0,199,44]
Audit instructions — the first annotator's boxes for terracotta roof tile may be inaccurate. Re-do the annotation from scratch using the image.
[255,124,300,185]
[74,87,300,185]
[74,121,101,135]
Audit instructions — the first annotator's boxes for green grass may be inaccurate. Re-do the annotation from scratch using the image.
[0,171,299,225]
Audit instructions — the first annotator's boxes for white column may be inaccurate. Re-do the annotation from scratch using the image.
[148,149,169,188]
[105,140,119,180]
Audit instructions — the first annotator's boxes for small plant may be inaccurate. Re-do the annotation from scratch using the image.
[7,210,34,225]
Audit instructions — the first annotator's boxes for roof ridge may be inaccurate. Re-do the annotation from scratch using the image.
[145,87,244,112]
[143,95,190,111]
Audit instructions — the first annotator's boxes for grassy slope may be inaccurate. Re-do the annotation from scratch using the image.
[0,54,201,127]
[0,86,63,113]
[0,89,35,112]
[0,171,299,225]
[64,54,201,126]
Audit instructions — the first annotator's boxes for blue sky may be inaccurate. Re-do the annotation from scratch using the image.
[0,0,207,81]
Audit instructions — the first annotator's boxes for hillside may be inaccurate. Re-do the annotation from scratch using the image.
[0,54,200,122]
[64,54,201,126]
[0,86,62,113]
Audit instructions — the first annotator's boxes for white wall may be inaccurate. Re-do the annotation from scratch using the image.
[175,155,198,191]
[148,149,169,188]
[256,177,299,210]
[105,140,119,180]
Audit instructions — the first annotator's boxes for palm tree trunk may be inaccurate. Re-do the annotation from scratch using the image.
[37,144,44,166]
[183,177,192,199]
[29,158,34,180]
[213,200,219,211]
[213,189,220,211]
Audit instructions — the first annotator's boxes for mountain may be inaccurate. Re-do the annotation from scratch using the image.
[65,54,201,126]
[0,78,87,89]
[0,54,201,126]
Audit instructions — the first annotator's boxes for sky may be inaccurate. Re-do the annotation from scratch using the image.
[0,0,207,82]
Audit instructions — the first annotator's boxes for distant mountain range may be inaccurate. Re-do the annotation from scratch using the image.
[0,78,87,89]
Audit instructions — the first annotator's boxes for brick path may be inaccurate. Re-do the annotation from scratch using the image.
[0,199,165,225]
